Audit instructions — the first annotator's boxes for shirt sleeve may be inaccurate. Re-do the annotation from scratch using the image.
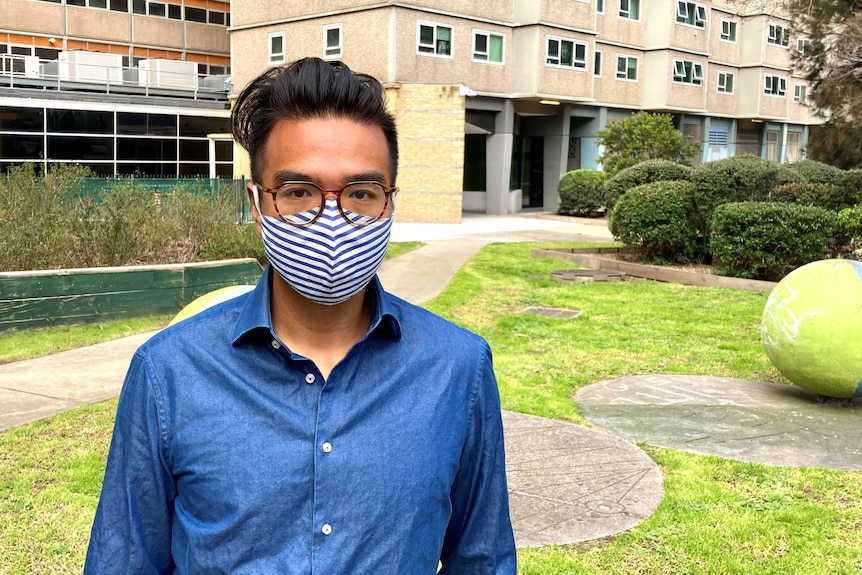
[84,350,176,575]
[439,342,517,575]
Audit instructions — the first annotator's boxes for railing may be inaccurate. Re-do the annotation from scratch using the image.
[0,53,230,102]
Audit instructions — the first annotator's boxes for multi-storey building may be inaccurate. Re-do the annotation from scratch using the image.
[0,0,233,178]
[229,0,821,222]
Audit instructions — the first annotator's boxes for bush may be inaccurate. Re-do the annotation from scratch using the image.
[838,169,862,206]
[201,222,266,265]
[689,155,802,235]
[711,202,833,281]
[609,180,698,262]
[595,112,699,176]
[557,169,607,216]
[767,182,857,212]
[603,160,692,212]
[786,159,843,184]
[833,206,862,255]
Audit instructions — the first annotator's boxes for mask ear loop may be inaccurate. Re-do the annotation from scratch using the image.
[251,184,262,213]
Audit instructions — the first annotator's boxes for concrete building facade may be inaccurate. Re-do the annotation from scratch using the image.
[0,0,233,177]
[229,0,821,223]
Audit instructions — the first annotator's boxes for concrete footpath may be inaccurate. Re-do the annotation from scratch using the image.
[0,213,667,548]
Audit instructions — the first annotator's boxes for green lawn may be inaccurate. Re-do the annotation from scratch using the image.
[1,241,861,574]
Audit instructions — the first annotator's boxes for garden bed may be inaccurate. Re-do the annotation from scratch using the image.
[532,247,777,293]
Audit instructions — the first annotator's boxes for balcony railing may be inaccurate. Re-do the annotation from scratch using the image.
[0,53,230,102]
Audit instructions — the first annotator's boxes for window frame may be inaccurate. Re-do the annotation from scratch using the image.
[417,20,454,58]
[268,32,286,66]
[764,74,788,97]
[720,19,737,42]
[597,0,604,13]
[672,58,704,85]
[619,0,640,21]
[615,54,638,81]
[767,22,790,47]
[594,49,602,77]
[323,23,343,59]
[717,71,734,94]
[472,29,505,64]
[797,38,810,56]
[545,35,588,70]
[793,84,808,104]
[676,1,707,29]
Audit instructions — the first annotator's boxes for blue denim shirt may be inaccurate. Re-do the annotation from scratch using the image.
[84,267,516,574]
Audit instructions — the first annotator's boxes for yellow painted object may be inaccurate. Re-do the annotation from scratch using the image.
[169,285,256,326]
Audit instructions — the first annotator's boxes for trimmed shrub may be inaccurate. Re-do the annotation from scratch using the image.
[833,206,862,256]
[557,169,607,216]
[767,182,857,212]
[786,159,843,184]
[838,169,862,206]
[711,202,833,281]
[603,159,692,212]
[689,155,802,235]
[609,180,698,262]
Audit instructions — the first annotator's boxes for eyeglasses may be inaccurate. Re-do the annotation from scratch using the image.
[256,180,398,227]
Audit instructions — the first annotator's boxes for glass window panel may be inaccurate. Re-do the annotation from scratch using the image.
[11,46,31,56]
[209,10,224,24]
[168,4,181,19]
[34,48,61,61]
[326,27,340,48]
[185,6,207,22]
[179,115,228,137]
[118,137,177,161]
[90,0,108,8]
[215,163,232,178]
[148,2,166,17]
[214,140,232,162]
[110,0,129,11]
[118,163,175,177]
[47,109,113,134]
[179,163,209,177]
[489,35,503,62]
[0,134,43,159]
[47,136,113,160]
[77,162,113,176]
[475,33,487,55]
[0,106,44,132]
[179,139,208,161]
[67,0,86,5]
[132,0,145,13]
[419,25,434,46]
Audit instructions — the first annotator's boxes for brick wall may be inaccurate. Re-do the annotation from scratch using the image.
[386,84,465,223]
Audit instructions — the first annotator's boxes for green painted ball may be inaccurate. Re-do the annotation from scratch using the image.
[761,259,862,398]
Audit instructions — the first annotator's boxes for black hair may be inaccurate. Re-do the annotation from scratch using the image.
[231,57,398,185]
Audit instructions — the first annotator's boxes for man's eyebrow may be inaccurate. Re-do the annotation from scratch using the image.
[269,170,387,185]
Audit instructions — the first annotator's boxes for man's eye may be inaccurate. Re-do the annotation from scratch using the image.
[347,186,382,201]
[279,186,314,200]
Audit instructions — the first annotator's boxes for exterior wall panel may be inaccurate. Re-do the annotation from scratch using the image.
[67,8,130,44]
[133,16,184,50]
[0,0,63,36]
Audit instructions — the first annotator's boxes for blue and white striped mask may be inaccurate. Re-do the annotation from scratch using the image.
[253,190,393,305]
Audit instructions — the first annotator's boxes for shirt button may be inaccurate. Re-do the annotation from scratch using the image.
[322,442,332,453]
[271,340,280,350]
[305,373,315,384]
[321,523,332,535]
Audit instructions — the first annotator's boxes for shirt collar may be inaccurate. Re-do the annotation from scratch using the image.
[232,265,402,346]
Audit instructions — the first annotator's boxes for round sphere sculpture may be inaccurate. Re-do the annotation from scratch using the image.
[761,259,862,398]
[169,285,255,326]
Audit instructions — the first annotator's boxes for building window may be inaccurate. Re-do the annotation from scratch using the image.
[673,59,704,85]
[717,71,734,93]
[676,2,706,28]
[797,38,810,55]
[147,1,165,17]
[185,6,207,23]
[473,30,504,63]
[323,24,342,59]
[616,55,637,80]
[767,23,790,47]
[594,50,602,76]
[794,84,808,104]
[720,19,737,42]
[269,32,285,65]
[597,0,604,13]
[417,21,453,57]
[619,0,640,20]
[764,74,787,96]
[546,36,588,69]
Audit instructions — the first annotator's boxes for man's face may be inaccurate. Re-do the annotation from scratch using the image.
[248,117,392,228]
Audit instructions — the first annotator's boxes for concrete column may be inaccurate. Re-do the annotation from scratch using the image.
[801,125,810,160]
[485,100,515,215]
[701,116,711,163]
[543,106,571,213]
[729,119,738,157]
[780,123,788,163]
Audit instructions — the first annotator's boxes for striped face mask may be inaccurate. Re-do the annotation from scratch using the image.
[253,188,393,305]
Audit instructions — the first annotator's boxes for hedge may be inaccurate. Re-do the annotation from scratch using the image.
[711,201,833,281]
[603,159,692,212]
[557,169,607,216]
[767,182,857,212]
[609,180,698,262]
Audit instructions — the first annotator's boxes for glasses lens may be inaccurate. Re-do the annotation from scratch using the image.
[341,182,390,224]
[274,182,322,223]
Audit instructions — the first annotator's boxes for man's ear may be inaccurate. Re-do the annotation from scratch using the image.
[246,182,262,236]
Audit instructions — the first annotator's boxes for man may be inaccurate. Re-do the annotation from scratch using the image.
[85,57,516,574]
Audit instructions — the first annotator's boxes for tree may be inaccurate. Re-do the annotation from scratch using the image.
[595,112,699,177]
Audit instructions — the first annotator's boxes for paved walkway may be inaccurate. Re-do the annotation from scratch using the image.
[0,213,669,548]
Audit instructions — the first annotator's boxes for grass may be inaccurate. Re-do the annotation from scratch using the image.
[2,241,861,574]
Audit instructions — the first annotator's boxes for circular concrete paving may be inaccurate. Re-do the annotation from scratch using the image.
[576,374,862,471]
[502,411,664,548]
